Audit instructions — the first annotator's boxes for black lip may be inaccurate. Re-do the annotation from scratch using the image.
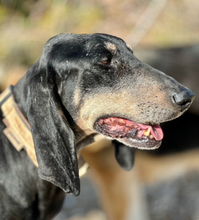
[116,136,162,150]
[94,119,162,150]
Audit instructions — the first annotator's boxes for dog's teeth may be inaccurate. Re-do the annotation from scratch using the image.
[98,119,104,125]
[143,127,151,136]
[149,134,154,139]
[119,119,125,124]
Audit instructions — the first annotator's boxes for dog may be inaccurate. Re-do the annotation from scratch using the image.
[81,44,199,220]
[0,33,194,219]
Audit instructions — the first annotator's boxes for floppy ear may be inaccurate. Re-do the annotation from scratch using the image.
[26,62,80,196]
[113,140,135,171]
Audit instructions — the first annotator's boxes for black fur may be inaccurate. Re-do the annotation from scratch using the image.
[0,33,194,219]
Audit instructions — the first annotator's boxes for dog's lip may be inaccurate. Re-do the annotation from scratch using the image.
[94,117,163,150]
[114,136,162,150]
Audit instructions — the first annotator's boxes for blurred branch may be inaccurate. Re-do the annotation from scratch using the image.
[126,0,167,48]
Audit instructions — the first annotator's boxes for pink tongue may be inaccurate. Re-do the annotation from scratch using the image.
[138,124,164,141]
[151,125,164,141]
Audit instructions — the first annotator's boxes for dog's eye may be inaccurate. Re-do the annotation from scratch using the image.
[100,58,111,65]
[101,60,109,65]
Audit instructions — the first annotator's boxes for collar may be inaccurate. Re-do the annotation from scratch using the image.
[0,86,38,167]
[0,86,88,176]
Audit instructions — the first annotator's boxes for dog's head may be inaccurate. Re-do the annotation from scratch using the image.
[17,33,194,194]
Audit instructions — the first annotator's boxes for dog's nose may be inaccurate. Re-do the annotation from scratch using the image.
[172,88,195,110]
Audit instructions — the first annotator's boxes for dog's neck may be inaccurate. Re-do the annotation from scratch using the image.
[0,85,91,176]
[14,76,99,150]
[12,76,29,120]
[0,86,38,167]
[13,75,102,152]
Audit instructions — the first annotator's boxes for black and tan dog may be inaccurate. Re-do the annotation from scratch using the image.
[0,33,194,219]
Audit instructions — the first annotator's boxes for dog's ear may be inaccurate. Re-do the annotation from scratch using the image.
[26,61,80,196]
[113,140,135,171]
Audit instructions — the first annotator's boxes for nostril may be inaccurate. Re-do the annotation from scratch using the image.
[172,94,190,107]
[172,89,195,110]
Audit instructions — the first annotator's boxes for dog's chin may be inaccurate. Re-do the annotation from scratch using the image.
[94,117,163,150]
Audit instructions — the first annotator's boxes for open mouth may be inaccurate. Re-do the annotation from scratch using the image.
[94,117,164,150]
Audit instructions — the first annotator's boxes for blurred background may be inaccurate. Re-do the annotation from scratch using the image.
[0,0,199,89]
[0,0,199,219]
